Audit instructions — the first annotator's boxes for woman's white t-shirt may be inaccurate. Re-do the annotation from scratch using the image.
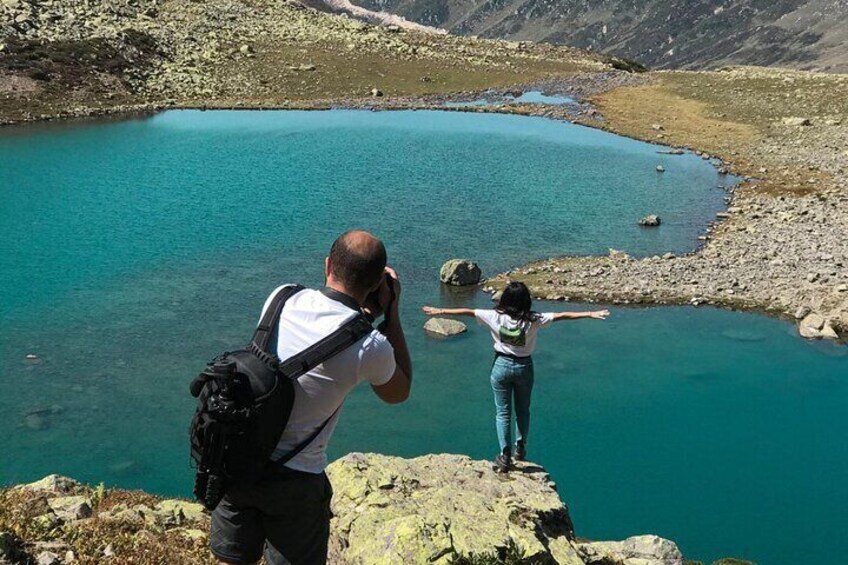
[474,309,554,357]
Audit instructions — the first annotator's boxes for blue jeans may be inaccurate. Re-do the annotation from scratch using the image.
[490,355,534,452]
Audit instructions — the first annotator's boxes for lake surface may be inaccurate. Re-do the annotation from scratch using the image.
[1,110,846,565]
[444,90,576,107]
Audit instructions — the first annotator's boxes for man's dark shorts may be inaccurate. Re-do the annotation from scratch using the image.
[210,467,333,565]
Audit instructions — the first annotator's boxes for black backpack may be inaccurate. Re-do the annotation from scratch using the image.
[189,285,374,510]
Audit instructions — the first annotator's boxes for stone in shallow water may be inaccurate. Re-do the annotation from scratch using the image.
[439,259,482,286]
[423,317,467,337]
[639,215,661,227]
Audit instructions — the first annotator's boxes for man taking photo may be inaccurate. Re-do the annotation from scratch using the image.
[209,230,413,565]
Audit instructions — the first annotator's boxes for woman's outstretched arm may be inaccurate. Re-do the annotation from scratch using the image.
[421,306,476,317]
[551,309,610,321]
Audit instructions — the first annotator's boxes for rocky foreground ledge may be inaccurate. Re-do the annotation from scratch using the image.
[0,454,751,565]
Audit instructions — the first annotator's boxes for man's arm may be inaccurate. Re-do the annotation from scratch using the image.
[421,306,476,317]
[551,309,610,321]
[372,268,412,404]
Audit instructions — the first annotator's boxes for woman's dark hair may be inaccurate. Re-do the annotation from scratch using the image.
[496,282,540,323]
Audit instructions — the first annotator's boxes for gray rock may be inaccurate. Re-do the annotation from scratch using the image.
[21,474,79,494]
[326,453,580,564]
[656,165,666,172]
[639,215,662,227]
[423,317,467,337]
[36,551,61,565]
[370,87,383,97]
[794,305,811,320]
[577,534,683,565]
[782,117,811,126]
[799,312,826,339]
[48,495,93,521]
[439,259,482,286]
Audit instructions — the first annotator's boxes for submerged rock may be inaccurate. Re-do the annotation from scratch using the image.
[25,412,48,431]
[439,259,482,286]
[423,317,467,337]
[656,165,666,172]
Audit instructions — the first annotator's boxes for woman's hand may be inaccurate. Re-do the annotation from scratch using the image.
[589,309,610,320]
[421,306,441,316]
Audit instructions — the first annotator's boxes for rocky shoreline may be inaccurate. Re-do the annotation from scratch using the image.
[486,69,848,342]
[0,455,752,564]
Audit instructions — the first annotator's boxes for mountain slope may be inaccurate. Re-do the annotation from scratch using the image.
[353,0,848,71]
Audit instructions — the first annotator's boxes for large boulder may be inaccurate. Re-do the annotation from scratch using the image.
[440,259,482,286]
[576,535,684,565]
[423,318,467,337]
[326,453,582,564]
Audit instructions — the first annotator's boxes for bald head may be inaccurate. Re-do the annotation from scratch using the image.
[327,230,387,295]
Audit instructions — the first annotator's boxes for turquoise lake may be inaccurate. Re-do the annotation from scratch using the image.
[1,109,846,565]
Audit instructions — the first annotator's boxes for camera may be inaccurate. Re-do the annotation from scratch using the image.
[365,272,395,320]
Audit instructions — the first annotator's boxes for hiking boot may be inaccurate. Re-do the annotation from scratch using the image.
[494,448,512,474]
[515,440,526,462]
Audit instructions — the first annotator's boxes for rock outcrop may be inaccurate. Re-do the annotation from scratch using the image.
[440,259,482,286]
[1,459,756,564]
[326,452,679,564]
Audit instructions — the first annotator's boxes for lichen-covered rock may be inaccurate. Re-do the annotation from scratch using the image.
[326,453,582,564]
[155,499,207,525]
[20,475,79,494]
[423,317,467,337]
[440,259,482,286]
[576,535,684,565]
[47,495,92,521]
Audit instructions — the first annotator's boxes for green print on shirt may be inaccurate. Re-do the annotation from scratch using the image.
[498,325,526,347]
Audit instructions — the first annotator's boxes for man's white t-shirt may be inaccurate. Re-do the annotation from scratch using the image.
[260,286,396,474]
[474,309,554,357]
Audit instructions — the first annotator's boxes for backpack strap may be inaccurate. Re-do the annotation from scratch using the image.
[272,312,375,466]
[277,314,374,380]
[251,284,305,353]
